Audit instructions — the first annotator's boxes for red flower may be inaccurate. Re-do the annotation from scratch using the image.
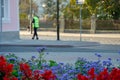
[42,70,56,80]
[3,77,18,80]
[0,56,6,62]
[3,77,10,80]
[96,68,110,80]
[77,73,88,80]
[5,64,13,76]
[33,70,43,79]
[0,56,17,80]
[19,63,33,79]
[20,63,56,80]
[11,77,18,80]
[77,68,120,80]
[0,56,7,73]
[88,68,96,79]
[110,68,120,80]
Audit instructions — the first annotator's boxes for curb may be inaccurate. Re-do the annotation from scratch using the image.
[0,44,72,47]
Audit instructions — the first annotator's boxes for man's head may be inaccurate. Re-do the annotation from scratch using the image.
[34,13,39,18]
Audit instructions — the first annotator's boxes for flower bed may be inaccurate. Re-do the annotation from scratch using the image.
[1,47,120,80]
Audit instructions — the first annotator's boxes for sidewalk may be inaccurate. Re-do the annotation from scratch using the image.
[20,31,120,38]
[0,31,120,46]
[20,31,120,45]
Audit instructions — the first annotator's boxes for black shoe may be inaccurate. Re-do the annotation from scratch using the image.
[32,37,34,40]
[36,37,39,40]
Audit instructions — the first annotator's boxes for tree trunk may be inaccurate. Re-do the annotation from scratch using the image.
[90,14,96,34]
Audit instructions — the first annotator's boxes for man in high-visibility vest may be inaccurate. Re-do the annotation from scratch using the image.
[32,14,39,40]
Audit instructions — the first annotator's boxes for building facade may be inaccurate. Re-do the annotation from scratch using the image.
[0,0,19,41]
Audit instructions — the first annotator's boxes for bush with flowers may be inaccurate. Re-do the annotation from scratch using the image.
[1,47,120,80]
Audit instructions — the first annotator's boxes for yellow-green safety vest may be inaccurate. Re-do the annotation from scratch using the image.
[33,16,39,28]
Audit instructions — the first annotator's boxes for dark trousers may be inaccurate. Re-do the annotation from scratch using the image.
[32,27,38,38]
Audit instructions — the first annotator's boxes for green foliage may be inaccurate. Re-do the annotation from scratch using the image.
[101,0,120,20]
[19,0,38,13]
[19,13,28,20]
[12,70,18,77]
[85,0,100,14]
[5,53,20,77]
[49,60,58,67]
[63,0,80,19]
[40,0,56,19]
[19,13,29,28]
[75,58,88,74]
[40,0,69,20]
[82,8,91,19]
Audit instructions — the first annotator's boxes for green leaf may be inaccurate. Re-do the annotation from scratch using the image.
[49,60,58,67]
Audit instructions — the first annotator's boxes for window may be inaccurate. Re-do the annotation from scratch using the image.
[1,0,10,23]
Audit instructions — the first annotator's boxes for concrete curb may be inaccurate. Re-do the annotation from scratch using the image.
[0,40,100,48]
[0,44,72,47]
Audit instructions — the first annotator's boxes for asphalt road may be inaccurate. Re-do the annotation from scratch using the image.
[0,44,120,53]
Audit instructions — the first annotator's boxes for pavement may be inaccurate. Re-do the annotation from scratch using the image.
[20,30,120,45]
[0,30,120,47]
[1,30,120,49]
